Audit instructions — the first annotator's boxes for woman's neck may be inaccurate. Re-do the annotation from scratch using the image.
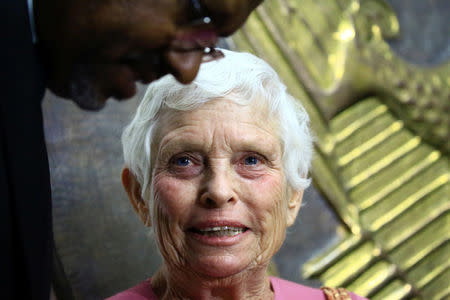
[151,264,274,300]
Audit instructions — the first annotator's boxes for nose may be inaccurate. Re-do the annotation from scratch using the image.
[200,167,237,208]
[164,49,203,84]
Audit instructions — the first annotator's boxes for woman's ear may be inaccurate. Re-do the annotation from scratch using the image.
[122,167,151,227]
[286,190,303,227]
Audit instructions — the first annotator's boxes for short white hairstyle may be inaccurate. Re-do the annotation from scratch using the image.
[122,49,313,201]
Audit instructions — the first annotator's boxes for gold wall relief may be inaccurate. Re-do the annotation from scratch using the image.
[232,0,449,299]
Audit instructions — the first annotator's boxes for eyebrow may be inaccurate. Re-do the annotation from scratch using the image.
[157,132,208,156]
[158,133,281,160]
[232,138,282,160]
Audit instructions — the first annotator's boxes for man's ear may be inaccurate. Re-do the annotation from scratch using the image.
[286,189,304,227]
[122,167,151,227]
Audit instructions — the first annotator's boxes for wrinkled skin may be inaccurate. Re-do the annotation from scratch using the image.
[35,0,261,110]
[122,99,303,299]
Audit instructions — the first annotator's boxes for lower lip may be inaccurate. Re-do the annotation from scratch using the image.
[187,229,250,246]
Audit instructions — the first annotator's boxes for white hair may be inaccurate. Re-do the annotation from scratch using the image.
[122,49,313,202]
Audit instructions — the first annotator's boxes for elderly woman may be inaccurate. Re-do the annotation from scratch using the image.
[109,50,366,300]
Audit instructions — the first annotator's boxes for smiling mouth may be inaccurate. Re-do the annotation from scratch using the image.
[190,226,249,237]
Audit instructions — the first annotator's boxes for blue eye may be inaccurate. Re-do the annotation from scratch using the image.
[244,156,259,165]
[175,157,190,166]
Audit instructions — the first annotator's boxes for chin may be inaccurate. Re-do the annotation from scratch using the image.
[68,94,106,111]
[46,69,107,111]
[69,76,138,111]
[70,92,107,111]
[193,255,255,279]
[74,99,107,111]
[52,60,141,110]
[66,72,106,110]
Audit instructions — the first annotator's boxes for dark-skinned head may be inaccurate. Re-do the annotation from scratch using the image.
[35,0,261,110]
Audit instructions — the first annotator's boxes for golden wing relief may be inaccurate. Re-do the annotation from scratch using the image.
[232,0,449,299]
[304,98,449,300]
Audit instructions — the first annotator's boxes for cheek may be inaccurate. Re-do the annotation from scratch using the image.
[152,175,198,267]
[245,174,288,259]
[152,174,198,222]
[245,174,285,213]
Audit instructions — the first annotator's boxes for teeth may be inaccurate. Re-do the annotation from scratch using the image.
[196,226,245,237]
[199,226,242,232]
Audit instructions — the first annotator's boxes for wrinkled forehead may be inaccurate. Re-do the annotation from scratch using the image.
[145,96,294,192]
[157,96,279,135]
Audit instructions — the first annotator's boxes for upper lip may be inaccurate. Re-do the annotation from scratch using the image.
[188,220,248,231]
[119,57,166,84]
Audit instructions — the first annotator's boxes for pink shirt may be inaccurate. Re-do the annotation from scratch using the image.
[270,277,367,300]
[106,277,368,299]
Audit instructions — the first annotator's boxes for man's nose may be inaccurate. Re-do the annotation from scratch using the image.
[199,167,237,208]
[164,49,203,84]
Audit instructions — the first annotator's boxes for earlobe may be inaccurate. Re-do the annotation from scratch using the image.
[121,167,151,227]
[286,190,303,227]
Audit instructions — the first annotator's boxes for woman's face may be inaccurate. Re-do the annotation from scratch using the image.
[149,98,302,279]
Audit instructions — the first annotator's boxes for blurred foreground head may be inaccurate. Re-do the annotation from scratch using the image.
[35,0,262,110]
